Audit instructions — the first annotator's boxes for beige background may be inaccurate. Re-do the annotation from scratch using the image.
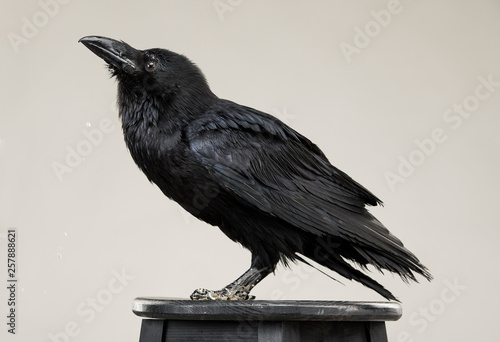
[1,0,499,341]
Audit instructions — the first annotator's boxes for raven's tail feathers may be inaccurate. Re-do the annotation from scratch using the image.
[302,233,432,301]
[351,245,433,284]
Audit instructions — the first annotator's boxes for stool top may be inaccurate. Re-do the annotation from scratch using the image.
[132,297,402,322]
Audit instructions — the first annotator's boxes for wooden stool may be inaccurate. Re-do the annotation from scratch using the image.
[133,297,402,342]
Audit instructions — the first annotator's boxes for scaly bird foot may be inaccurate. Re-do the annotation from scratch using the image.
[190,288,256,300]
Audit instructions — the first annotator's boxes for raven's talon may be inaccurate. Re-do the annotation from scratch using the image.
[190,288,254,300]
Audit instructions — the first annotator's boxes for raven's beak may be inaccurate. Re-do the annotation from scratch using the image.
[79,36,141,74]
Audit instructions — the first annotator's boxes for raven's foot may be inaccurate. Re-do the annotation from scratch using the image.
[190,287,255,300]
[190,262,271,300]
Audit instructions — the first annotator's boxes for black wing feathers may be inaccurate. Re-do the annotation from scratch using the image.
[188,100,382,206]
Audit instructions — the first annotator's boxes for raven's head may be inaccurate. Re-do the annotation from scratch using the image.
[79,36,215,114]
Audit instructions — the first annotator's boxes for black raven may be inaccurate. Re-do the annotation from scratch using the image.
[79,36,431,301]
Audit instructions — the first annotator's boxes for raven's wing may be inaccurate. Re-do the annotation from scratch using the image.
[187,101,428,280]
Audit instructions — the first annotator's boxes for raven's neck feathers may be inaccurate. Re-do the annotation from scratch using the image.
[117,77,217,142]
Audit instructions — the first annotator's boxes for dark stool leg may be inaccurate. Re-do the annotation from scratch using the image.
[367,322,388,342]
[139,319,166,342]
[258,321,300,342]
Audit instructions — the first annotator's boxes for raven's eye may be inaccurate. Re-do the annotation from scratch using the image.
[145,60,157,72]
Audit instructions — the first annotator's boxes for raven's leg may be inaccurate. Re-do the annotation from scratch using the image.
[190,255,273,300]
